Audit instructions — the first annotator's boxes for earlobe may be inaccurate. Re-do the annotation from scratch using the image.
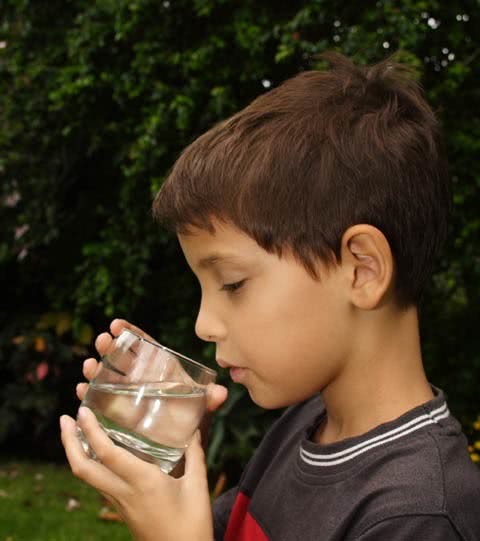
[342,225,394,310]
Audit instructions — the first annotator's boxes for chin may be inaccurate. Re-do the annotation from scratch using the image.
[247,387,299,410]
[248,383,322,410]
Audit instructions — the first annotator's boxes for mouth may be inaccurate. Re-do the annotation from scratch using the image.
[216,359,247,383]
[216,358,241,369]
[229,366,247,383]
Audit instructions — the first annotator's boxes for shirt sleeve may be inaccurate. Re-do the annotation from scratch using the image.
[356,515,463,540]
[212,486,238,541]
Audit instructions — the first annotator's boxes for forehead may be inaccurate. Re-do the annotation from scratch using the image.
[177,221,265,269]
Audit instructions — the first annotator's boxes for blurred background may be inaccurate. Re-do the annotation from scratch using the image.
[1,0,479,539]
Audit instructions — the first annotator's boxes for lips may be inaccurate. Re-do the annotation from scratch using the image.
[216,358,228,368]
[216,359,247,383]
[216,358,245,370]
[216,358,240,369]
[229,366,246,383]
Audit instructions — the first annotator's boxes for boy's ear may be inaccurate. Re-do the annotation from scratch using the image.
[340,224,394,310]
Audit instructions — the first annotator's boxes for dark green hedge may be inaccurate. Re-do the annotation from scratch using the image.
[1,1,479,481]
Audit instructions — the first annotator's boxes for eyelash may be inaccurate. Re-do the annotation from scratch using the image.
[221,280,246,294]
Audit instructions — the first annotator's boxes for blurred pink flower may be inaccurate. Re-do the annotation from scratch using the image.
[14,224,29,239]
[4,191,20,207]
[36,362,49,381]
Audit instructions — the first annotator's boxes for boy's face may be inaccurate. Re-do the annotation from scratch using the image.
[178,220,351,409]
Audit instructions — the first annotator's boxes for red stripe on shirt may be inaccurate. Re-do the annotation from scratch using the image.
[225,492,269,541]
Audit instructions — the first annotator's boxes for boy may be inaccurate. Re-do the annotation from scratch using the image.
[60,52,480,540]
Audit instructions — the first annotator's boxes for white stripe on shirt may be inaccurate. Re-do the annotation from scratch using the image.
[300,402,449,467]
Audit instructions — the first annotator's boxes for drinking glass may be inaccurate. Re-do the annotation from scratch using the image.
[77,329,216,473]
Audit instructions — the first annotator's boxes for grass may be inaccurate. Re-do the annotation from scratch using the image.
[0,460,131,541]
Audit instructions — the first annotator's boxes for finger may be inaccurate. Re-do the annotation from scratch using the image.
[206,384,228,412]
[99,491,119,509]
[77,407,159,485]
[95,332,113,356]
[110,319,157,343]
[76,382,89,401]
[83,358,99,381]
[183,430,208,489]
[60,414,129,496]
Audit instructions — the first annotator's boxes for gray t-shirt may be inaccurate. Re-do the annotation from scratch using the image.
[213,387,480,540]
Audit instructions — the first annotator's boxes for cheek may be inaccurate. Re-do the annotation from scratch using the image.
[233,281,348,401]
[241,278,338,355]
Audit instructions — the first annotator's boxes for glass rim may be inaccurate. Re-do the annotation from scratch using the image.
[119,328,217,377]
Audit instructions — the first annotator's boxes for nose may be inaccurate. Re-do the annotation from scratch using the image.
[194,297,227,343]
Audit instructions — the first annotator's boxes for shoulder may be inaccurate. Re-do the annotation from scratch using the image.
[352,413,480,540]
[354,514,462,540]
[428,418,480,538]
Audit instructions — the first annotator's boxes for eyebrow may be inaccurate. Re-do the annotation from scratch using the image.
[197,253,243,269]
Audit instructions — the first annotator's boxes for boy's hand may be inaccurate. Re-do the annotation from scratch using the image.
[61,409,214,541]
[63,318,227,540]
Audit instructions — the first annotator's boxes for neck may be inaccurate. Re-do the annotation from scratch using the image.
[314,305,434,445]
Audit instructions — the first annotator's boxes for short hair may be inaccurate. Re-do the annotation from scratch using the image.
[153,52,451,308]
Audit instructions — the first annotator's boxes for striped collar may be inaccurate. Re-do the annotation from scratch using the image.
[299,391,449,469]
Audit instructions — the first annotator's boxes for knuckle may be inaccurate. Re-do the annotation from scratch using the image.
[71,463,85,478]
[94,444,111,463]
[137,479,155,496]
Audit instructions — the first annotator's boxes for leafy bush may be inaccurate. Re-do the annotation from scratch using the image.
[1,1,479,480]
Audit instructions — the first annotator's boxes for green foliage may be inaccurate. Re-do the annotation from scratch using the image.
[1,0,479,482]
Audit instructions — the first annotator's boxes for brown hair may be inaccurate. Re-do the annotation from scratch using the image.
[153,52,451,308]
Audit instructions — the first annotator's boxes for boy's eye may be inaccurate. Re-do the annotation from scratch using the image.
[220,280,245,293]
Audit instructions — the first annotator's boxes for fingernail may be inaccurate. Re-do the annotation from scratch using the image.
[59,415,68,430]
[77,407,87,420]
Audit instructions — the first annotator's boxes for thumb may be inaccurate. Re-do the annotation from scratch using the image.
[206,384,228,412]
[184,430,208,486]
